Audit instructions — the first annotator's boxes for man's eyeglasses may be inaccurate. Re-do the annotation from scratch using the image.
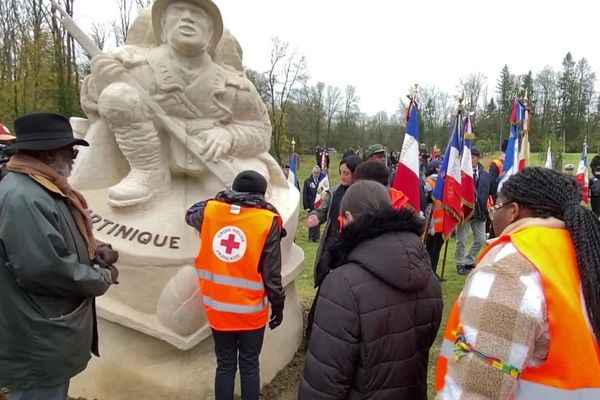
[487,201,513,218]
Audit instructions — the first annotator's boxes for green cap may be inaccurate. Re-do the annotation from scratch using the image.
[364,143,385,159]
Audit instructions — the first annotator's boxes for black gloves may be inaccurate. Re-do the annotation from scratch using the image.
[94,242,120,284]
[269,303,284,330]
[95,243,119,265]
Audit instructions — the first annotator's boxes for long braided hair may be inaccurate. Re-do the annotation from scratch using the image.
[501,167,600,342]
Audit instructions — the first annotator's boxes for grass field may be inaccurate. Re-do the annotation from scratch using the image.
[290,151,585,398]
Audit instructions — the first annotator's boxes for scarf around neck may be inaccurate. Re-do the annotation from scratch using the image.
[7,153,95,259]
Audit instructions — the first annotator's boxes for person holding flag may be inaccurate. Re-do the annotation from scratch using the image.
[432,109,464,240]
[455,147,491,275]
[392,89,422,212]
[303,166,322,242]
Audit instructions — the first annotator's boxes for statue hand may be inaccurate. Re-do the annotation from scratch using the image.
[197,127,233,163]
[91,54,127,82]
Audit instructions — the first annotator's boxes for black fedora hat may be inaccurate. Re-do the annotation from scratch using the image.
[7,112,89,153]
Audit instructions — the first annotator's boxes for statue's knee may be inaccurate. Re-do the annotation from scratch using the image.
[98,82,148,124]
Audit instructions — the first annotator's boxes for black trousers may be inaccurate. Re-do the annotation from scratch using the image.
[592,196,600,217]
[425,233,445,274]
[212,327,265,400]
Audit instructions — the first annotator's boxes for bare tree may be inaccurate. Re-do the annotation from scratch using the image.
[112,0,135,46]
[90,22,108,51]
[460,73,486,115]
[266,37,308,162]
[246,68,269,105]
[301,82,325,147]
[134,0,151,10]
[342,85,360,124]
[535,66,559,133]
[324,85,342,146]
[371,111,389,144]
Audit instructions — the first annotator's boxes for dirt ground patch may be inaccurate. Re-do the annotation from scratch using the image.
[259,349,306,399]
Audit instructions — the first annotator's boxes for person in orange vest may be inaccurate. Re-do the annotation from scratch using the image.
[185,170,285,400]
[435,167,600,399]
[488,139,508,202]
[353,160,410,210]
[424,160,444,275]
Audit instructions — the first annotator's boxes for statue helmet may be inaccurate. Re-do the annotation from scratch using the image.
[151,0,224,54]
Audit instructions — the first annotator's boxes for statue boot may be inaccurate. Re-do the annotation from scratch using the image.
[108,121,170,207]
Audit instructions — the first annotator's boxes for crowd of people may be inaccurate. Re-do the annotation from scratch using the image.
[1,109,600,400]
[300,141,600,399]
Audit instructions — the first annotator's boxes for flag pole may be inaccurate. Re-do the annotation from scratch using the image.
[439,240,449,281]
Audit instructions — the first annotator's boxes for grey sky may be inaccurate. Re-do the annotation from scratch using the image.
[74,0,600,115]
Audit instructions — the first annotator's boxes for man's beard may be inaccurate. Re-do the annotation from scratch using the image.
[48,159,72,177]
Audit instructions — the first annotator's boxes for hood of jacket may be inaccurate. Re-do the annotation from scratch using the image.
[330,207,433,292]
[215,189,286,238]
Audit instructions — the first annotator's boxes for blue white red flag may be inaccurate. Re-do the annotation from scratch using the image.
[461,115,476,221]
[392,101,421,211]
[288,152,299,189]
[576,141,590,204]
[498,100,525,192]
[314,170,329,208]
[433,114,463,238]
[518,101,530,171]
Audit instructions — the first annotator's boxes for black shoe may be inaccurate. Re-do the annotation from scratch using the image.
[465,263,476,270]
[457,265,468,276]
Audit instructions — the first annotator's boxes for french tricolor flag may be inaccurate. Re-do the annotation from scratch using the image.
[392,101,421,211]
[518,102,530,171]
[461,115,475,221]
[288,152,299,190]
[576,141,590,204]
[433,115,463,238]
[498,101,525,193]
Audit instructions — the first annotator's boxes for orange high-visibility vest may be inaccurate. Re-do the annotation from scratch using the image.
[196,200,281,331]
[436,226,600,399]
[389,187,409,210]
[489,158,504,174]
[426,176,444,234]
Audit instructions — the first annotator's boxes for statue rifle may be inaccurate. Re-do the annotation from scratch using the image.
[48,0,236,188]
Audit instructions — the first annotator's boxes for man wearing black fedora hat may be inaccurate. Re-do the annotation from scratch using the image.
[0,112,119,399]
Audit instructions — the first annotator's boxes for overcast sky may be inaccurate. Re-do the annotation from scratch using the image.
[74,0,600,115]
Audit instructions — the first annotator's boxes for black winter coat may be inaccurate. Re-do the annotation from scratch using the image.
[473,163,492,220]
[300,208,443,400]
[303,175,320,211]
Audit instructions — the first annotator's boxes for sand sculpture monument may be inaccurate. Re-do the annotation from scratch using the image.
[61,0,304,398]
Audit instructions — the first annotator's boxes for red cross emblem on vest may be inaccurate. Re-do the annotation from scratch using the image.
[220,234,241,254]
[212,226,248,262]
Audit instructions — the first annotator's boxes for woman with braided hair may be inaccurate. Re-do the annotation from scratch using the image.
[436,167,600,399]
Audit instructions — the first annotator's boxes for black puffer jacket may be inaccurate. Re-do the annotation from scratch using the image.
[299,208,443,400]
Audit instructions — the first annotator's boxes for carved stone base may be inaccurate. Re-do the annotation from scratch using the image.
[69,284,303,400]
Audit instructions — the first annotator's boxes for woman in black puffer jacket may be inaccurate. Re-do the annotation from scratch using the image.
[299,180,443,400]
